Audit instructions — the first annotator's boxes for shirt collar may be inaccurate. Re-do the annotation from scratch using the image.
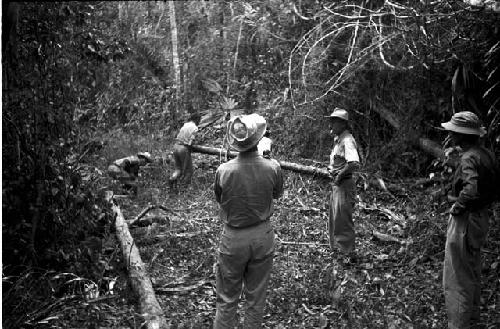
[237,151,260,159]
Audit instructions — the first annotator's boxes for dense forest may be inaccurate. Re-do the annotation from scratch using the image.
[2,1,499,328]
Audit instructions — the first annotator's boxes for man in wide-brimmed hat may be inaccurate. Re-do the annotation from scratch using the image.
[325,107,361,264]
[169,112,201,190]
[440,111,499,328]
[107,151,153,194]
[213,113,284,328]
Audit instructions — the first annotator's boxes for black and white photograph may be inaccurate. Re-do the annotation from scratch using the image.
[2,1,499,328]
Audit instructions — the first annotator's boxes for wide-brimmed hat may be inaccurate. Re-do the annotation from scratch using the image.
[441,111,487,137]
[325,107,349,121]
[227,113,267,152]
[137,152,153,163]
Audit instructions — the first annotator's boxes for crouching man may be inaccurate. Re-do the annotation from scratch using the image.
[107,152,152,194]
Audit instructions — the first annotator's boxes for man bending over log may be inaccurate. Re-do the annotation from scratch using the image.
[169,112,201,190]
[108,152,152,195]
[325,108,360,264]
[213,113,284,328]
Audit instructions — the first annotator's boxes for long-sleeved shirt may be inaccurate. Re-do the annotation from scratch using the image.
[214,151,284,228]
[452,145,499,214]
[175,121,198,146]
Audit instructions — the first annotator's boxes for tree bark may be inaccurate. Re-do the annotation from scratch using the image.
[190,145,331,178]
[168,1,182,121]
[106,193,167,329]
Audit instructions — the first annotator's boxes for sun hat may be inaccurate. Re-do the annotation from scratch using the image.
[441,111,487,137]
[325,107,349,121]
[137,152,153,163]
[227,113,267,152]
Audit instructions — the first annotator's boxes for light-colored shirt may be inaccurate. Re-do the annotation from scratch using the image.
[329,130,359,175]
[214,151,284,228]
[257,136,272,156]
[175,121,198,145]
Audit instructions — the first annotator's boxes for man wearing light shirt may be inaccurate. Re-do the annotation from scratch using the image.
[257,129,273,159]
[169,112,201,188]
[325,108,360,264]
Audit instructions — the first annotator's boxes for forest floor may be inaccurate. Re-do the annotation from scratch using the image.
[54,130,500,329]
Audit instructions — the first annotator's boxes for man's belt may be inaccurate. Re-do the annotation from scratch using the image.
[225,219,270,230]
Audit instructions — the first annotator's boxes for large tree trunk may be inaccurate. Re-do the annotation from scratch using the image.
[190,145,331,178]
[168,1,182,121]
[107,193,166,329]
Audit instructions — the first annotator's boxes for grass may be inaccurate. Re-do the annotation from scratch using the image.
[11,129,495,329]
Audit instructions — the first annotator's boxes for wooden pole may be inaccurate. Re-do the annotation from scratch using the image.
[190,145,331,178]
[106,193,166,329]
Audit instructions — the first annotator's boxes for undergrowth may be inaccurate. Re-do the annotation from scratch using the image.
[106,132,499,328]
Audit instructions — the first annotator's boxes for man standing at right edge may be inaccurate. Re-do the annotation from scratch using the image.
[326,108,360,264]
[441,111,499,328]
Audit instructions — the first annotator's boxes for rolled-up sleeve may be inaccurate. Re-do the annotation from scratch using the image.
[188,126,199,145]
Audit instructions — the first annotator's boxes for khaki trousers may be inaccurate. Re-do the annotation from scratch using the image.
[443,209,489,329]
[214,221,275,329]
[169,143,193,185]
[328,178,356,253]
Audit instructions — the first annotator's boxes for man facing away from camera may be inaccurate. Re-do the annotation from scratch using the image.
[213,113,284,328]
[169,112,201,189]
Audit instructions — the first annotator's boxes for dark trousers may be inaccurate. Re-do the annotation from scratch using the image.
[443,209,489,328]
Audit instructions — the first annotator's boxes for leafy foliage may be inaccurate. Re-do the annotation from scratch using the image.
[111,136,499,328]
[2,1,499,327]
[2,3,121,326]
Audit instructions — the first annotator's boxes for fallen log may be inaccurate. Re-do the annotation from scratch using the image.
[106,192,166,329]
[191,145,331,178]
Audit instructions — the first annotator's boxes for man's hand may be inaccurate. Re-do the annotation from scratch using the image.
[328,166,339,184]
[327,165,335,176]
[450,203,465,216]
